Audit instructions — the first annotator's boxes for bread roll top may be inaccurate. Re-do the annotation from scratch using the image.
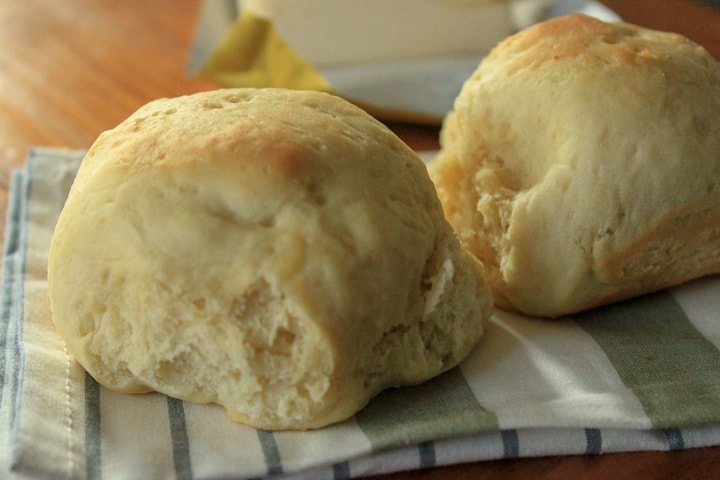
[430,14,720,317]
[49,88,492,429]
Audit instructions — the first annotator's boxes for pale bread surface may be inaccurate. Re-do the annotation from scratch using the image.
[429,14,720,318]
[48,88,492,430]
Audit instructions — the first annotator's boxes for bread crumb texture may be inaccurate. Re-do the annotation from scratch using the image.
[429,14,720,318]
[48,88,492,430]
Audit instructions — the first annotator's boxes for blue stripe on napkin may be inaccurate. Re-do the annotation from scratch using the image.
[84,374,102,480]
[168,396,193,480]
[0,171,24,412]
[257,430,283,476]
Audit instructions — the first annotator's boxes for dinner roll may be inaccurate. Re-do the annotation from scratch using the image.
[48,88,492,430]
[428,14,720,318]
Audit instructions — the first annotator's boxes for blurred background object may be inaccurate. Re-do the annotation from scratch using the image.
[190,0,620,123]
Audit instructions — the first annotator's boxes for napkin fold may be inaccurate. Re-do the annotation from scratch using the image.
[3,148,720,480]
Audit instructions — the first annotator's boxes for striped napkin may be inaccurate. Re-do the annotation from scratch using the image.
[2,148,720,480]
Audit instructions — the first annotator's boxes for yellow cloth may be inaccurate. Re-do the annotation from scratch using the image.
[196,9,443,124]
[199,10,331,91]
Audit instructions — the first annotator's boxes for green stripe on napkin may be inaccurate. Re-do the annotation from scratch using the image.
[576,291,720,428]
[355,367,498,451]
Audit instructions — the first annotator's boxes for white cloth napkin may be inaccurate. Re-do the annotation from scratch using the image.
[3,148,720,480]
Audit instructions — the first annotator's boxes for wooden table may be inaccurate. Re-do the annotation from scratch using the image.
[1,1,719,478]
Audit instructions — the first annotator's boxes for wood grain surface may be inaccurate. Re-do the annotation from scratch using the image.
[0,1,718,478]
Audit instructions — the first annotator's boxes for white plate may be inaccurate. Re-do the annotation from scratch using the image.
[189,0,621,122]
[323,0,621,121]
